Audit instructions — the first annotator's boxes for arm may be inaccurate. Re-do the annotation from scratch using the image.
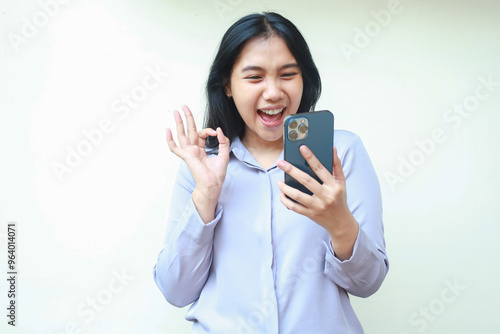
[153,161,222,307]
[153,105,230,307]
[277,132,388,297]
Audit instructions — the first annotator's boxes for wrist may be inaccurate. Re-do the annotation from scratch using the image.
[327,214,359,261]
[192,188,219,224]
[326,211,357,238]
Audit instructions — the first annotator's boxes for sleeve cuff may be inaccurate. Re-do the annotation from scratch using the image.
[177,196,223,245]
[324,227,374,274]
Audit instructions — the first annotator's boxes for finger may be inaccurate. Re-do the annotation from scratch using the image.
[279,189,310,216]
[277,179,313,208]
[216,127,230,160]
[333,146,346,184]
[166,127,174,145]
[277,159,322,195]
[166,128,182,157]
[198,128,217,139]
[197,128,216,148]
[173,109,189,147]
[181,105,199,145]
[299,145,335,186]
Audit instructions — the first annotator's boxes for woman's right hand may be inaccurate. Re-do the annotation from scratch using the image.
[166,105,230,224]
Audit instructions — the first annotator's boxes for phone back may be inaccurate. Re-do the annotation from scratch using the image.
[283,110,334,195]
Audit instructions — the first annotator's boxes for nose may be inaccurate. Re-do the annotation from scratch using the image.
[262,79,283,101]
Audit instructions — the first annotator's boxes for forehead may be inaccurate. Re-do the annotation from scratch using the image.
[233,35,297,68]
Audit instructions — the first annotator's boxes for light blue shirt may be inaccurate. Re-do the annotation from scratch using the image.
[154,130,388,333]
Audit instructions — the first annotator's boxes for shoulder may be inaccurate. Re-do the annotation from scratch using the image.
[334,129,358,145]
[334,130,364,157]
[334,130,377,178]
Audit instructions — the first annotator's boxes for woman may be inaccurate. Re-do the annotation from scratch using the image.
[154,12,388,333]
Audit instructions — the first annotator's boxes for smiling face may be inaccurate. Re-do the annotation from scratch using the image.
[225,35,304,149]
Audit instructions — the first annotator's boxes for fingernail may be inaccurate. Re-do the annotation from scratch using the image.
[277,160,286,168]
[300,145,309,153]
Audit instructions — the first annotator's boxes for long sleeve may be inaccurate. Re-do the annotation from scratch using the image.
[153,134,388,333]
[153,161,222,307]
[324,131,389,298]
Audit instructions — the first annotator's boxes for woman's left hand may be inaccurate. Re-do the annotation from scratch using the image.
[277,145,359,261]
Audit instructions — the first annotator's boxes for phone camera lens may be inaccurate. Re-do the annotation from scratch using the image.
[289,131,298,140]
[298,124,308,133]
[289,120,298,129]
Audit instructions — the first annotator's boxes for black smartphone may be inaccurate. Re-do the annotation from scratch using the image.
[283,110,334,196]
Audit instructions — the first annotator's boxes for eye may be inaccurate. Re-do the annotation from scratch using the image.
[245,75,262,80]
[281,72,298,78]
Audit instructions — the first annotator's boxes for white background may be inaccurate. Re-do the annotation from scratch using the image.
[1,0,500,333]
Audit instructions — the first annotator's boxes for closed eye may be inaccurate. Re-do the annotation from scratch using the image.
[244,75,263,81]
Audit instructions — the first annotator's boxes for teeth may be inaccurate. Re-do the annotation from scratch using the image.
[260,108,283,115]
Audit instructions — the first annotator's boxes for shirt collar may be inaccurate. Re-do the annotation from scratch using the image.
[229,136,283,172]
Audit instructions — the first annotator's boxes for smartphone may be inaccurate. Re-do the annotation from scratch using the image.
[283,110,334,196]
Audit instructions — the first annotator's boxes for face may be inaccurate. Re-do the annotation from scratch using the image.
[226,35,303,148]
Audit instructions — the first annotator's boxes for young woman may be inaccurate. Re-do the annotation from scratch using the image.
[154,12,388,333]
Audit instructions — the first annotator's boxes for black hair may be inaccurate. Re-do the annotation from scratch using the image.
[204,12,322,148]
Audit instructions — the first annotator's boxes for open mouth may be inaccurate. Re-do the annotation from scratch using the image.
[257,107,286,127]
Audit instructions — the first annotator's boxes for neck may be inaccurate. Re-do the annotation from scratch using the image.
[242,136,283,153]
[241,130,283,169]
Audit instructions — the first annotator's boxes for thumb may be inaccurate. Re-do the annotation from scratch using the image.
[216,127,230,161]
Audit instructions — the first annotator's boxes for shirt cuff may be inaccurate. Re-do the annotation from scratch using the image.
[323,227,373,275]
[177,196,223,246]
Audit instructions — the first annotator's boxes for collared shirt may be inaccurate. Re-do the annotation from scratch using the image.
[154,130,388,333]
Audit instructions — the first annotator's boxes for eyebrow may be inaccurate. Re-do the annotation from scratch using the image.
[240,63,300,72]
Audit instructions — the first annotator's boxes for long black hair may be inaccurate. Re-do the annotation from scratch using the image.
[205,12,322,148]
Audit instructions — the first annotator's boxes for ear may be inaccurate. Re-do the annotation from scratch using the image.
[223,79,232,98]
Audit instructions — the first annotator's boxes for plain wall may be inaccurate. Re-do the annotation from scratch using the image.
[1,0,500,333]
